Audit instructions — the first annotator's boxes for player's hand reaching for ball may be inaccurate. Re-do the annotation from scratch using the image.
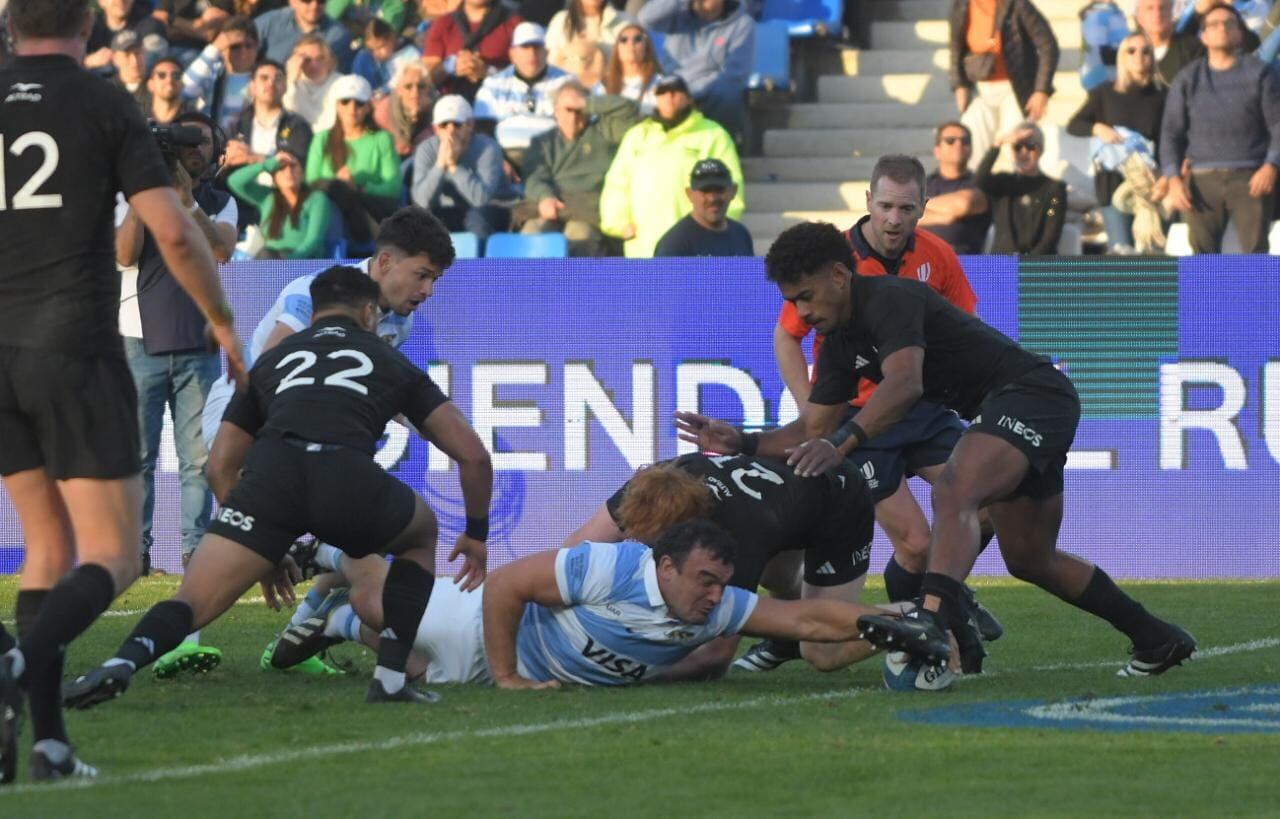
[786,437,841,478]
[450,534,487,592]
[674,411,744,455]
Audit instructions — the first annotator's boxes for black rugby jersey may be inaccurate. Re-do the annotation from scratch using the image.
[810,275,1047,420]
[607,453,858,588]
[223,315,448,455]
[0,55,171,355]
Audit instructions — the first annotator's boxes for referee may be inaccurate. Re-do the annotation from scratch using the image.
[0,0,246,784]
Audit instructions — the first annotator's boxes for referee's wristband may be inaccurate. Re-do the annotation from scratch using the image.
[465,516,489,541]
[739,431,760,456]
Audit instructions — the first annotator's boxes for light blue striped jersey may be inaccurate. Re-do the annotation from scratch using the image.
[247,257,413,363]
[515,540,758,685]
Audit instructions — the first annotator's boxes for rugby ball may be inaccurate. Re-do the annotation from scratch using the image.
[883,651,955,692]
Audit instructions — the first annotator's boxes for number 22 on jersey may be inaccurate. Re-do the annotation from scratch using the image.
[0,132,63,211]
[275,349,374,395]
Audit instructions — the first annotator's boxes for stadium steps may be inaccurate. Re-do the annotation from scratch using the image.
[745,0,1091,252]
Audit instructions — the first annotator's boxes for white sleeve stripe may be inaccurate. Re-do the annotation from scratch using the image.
[554,548,573,606]
[275,314,307,332]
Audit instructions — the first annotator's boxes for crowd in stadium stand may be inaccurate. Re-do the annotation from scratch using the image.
[1,0,1278,258]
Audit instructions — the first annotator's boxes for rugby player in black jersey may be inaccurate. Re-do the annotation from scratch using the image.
[0,0,246,783]
[64,266,492,711]
[677,221,1195,680]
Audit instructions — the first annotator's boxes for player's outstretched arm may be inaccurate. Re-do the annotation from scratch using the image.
[740,596,885,645]
[419,401,493,591]
[129,185,247,387]
[561,504,624,549]
[481,550,565,691]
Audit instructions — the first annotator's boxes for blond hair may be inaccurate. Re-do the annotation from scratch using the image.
[1115,32,1157,93]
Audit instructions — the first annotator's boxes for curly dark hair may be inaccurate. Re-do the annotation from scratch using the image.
[311,264,382,313]
[764,221,856,284]
[651,519,737,571]
[375,207,457,269]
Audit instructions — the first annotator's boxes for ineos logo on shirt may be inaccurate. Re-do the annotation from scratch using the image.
[216,507,255,532]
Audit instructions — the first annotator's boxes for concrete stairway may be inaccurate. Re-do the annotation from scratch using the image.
[746,0,1093,252]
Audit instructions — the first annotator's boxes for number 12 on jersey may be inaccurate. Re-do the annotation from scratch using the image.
[0,132,63,211]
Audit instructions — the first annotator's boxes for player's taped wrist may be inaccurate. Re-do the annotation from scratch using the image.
[465,516,489,541]
[739,431,760,456]
[825,420,869,451]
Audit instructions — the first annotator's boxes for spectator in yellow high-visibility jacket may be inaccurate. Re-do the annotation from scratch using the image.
[599,74,744,258]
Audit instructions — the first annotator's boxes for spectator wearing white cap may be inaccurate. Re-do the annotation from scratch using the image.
[306,74,404,246]
[411,94,517,240]
[473,22,572,152]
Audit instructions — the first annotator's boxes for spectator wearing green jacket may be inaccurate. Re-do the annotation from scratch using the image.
[599,75,744,257]
[228,150,336,260]
[517,82,639,256]
[306,74,404,245]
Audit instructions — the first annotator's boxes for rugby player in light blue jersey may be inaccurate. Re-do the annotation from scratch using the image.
[156,207,456,681]
[272,520,936,692]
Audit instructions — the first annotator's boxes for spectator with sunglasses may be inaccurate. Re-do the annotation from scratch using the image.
[148,55,197,123]
[411,93,516,239]
[182,15,260,138]
[921,120,991,255]
[473,22,570,151]
[975,121,1067,254]
[599,22,659,115]
[307,74,403,245]
[1068,31,1167,254]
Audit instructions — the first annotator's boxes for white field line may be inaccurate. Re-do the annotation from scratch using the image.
[4,636,1279,797]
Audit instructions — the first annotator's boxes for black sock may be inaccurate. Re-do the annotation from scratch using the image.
[884,557,925,603]
[16,564,115,684]
[920,572,967,629]
[113,600,194,671]
[374,560,435,690]
[381,559,435,643]
[1068,568,1163,646]
[0,621,13,654]
[17,590,67,743]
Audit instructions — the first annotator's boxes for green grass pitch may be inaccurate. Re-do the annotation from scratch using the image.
[1,577,1277,816]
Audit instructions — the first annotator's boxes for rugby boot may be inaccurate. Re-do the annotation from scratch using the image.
[1118,623,1197,677]
[732,638,801,672]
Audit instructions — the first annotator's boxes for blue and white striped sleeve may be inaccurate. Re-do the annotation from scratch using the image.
[276,276,315,332]
[554,542,619,606]
[708,586,759,637]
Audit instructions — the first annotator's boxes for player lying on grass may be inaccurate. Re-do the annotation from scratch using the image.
[63,266,492,710]
[561,454,882,678]
[270,519,934,689]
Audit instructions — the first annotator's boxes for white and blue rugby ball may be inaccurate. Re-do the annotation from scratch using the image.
[883,651,956,692]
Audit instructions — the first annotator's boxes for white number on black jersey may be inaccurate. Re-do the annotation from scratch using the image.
[275,349,375,395]
[0,132,63,211]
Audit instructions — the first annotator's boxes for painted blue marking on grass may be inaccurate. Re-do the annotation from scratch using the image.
[902,686,1280,734]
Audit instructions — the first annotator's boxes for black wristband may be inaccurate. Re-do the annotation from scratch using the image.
[464,516,489,541]
[846,420,870,447]
[826,420,869,451]
[739,431,760,456]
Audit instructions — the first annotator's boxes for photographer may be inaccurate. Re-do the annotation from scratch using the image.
[116,112,238,603]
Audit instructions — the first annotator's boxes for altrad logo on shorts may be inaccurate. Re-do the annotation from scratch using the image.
[582,637,647,680]
[216,507,255,532]
[998,415,1043,447]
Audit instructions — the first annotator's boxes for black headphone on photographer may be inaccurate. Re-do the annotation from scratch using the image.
[171,111,228,178]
